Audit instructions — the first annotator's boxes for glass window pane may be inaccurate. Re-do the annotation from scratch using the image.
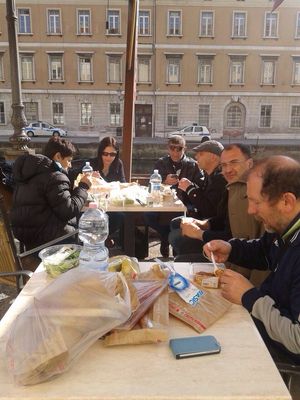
[79,56,92,81]
[139,10,150,35]
[227,105,242,128]
[200,12,213,36]
[18,9,31,34]
[108,10,120,34]
[167,103,178,127]
[260,105,272,127]
[199,105,210,126]
[53,102,64,124]
[0,102,5,124]
[291,106,300,128]
[21,55,34,80]
[24,102,38,122]
[110,103,120,125]
[138,57,150,82]
[108,56,121,82]
[198,57,212,84]
[48,10,61,34]
[81,103,92,125]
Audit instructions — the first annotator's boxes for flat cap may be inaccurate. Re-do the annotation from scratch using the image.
[193,140,224,156]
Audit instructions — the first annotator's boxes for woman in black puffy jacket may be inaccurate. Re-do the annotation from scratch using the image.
[10,137,91,250]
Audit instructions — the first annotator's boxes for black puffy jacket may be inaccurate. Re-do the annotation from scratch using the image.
[11,154,88,250]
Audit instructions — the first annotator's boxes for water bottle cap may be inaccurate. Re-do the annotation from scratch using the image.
[86,162,90,166]
[88,202,98,209]
[154,169,158,174]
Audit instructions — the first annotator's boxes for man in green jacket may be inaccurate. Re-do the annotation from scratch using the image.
[170,143,268,286]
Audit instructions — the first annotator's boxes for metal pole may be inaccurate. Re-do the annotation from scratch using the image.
[6,0,31,154]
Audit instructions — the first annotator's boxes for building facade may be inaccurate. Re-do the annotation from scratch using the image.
[0,0,299,138]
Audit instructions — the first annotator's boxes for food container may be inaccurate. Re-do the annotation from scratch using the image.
[189,263,225,289]
[39,244,82,277]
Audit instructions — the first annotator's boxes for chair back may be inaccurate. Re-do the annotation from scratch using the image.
[0,194,22,285]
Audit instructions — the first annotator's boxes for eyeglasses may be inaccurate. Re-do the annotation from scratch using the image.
[102,152,117,157]
[169,145,184,152]
[220,159,247,169]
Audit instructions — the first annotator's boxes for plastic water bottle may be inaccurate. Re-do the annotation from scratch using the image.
[150,169,162,207]
[78,202,109,270]
[82,161,93,176]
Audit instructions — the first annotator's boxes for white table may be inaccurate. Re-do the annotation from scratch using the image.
[105,200,186,257]
[0,263,291,400]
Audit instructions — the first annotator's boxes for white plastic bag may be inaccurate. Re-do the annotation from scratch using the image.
[6,268,131,385]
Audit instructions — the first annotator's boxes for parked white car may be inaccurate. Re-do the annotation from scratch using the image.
[168,124,210,141]
[25,121,67,137]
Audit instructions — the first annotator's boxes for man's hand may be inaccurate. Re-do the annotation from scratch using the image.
[181,219,204,240]
[203,240,232,263]
[178,178,192,192]
[195,219,210,230]
[165,174,179,186]
[219,269,254,304]
[79,174,92,189]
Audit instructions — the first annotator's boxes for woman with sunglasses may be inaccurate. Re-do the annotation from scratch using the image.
[89,136,125,246]
[89,136,125,183]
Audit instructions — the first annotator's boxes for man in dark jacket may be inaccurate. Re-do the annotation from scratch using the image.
[177,140,226,218]
[204,156,300,364]
[11,137,91,250]
[144,135,204,257]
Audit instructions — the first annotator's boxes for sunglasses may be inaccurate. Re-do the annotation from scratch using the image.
[102,151,117,157]
[169,145,184,152]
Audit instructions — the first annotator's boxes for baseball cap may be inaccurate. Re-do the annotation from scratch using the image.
[193,140,224,156]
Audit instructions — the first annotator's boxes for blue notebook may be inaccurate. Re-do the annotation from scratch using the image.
[169,335,221,359]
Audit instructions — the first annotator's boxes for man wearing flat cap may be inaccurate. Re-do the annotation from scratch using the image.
[177,140,226,219]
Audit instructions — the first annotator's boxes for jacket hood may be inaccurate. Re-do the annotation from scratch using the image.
[13,154,54,183]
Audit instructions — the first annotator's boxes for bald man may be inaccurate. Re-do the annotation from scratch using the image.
[204,156,300,365]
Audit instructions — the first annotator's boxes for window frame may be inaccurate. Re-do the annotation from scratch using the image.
[52,102,64,125]
[226,104,243,128]
[24,101,39,122]
[106,54,122,83]
[165,55,182,84]
[232,11,247,38]
[167,10,182,36]
[259,104,272,128]
[18,8,32,34]
[197,56,213,85]
[107,9,121,35]
[263,11,278,39]
[199,104,210,127]
[229,56,246,85]
[0,53,4,81]
[199,10,214,37]
[296,12,300,39]
[80,102,93,126]
[48,53,64,82]
[0,101,5,124]
[166,103,179,128]
[77,9,92,35]
[138,9,151,36]
[47,9,62,35]
[290,105,300,128]
[77,53,93,82]
[261,57,277,85]
[109,102,121,126]
[20,53,35,81]
[292,57,300,85]
[137,55,151,83]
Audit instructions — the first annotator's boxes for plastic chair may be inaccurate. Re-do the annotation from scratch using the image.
[276,361,300,392]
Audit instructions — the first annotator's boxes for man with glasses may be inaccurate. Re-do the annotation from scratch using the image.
[145,135,203,257]
[169,144,268,285]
